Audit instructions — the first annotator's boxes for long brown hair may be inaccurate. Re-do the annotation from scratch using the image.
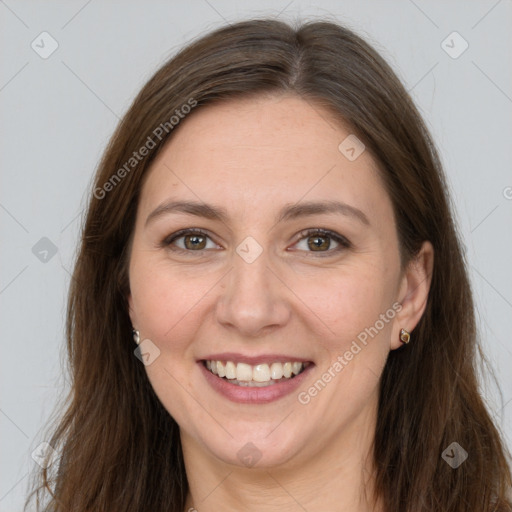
[26,18,512,511]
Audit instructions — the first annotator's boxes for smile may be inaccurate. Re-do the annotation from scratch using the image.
[204,360,310,387]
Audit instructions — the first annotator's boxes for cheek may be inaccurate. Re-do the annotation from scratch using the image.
[129,255,217,351]
[129,258,212,424]
[293,265,395,345]
[295,265,396,400]
[291,270,395,435]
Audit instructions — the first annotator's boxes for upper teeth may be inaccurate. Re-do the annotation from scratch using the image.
[206,360,306,382]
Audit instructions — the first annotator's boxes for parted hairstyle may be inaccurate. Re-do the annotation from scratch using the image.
[26,17,512,512]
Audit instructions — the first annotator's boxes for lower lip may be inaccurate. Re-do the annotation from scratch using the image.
[199,362,314,404]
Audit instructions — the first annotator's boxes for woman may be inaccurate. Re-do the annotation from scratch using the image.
[27,18,512,512]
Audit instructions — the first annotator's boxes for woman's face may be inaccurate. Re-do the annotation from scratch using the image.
[128,94,429,470]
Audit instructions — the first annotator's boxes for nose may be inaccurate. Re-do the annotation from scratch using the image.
[215,245,291,338]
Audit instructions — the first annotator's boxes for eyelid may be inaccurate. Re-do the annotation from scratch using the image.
[162,227,351,255]
[162,228,219,250]
[292,228,351,256]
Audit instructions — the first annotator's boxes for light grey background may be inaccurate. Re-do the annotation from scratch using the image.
[1,1,511,509]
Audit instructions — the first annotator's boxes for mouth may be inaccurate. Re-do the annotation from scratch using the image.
[202,359,312,387]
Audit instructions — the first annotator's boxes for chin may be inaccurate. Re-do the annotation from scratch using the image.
[196,422,308,469]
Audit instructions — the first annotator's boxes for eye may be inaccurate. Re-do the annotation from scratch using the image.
[292,228,351,256]
[163,228,219,253]
[162,228,351,256]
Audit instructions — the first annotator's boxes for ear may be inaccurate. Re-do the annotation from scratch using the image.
[391,241,434,350]
[127,293,137,328]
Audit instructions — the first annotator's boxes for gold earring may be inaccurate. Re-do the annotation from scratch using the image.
[399,328,410,344]
[132,329,140,345]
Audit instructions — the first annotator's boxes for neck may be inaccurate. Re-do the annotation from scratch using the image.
[181,399,383,512]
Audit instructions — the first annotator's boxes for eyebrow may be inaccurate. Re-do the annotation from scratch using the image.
[145,199,370,227]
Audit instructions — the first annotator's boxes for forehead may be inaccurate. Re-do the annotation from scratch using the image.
[139,94,391,226]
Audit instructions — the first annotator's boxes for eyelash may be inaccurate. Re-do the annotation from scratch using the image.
[162,228,351,257]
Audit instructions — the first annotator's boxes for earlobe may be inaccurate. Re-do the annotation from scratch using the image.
[391,241,434,350]
[399,328,411,344]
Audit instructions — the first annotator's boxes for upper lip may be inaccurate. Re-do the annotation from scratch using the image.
[200,352,313,365]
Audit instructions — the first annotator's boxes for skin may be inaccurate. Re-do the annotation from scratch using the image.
[127,94,433,512]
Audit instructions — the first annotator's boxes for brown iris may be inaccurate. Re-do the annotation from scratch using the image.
[308,234,330,251]
[184,234,207,250]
